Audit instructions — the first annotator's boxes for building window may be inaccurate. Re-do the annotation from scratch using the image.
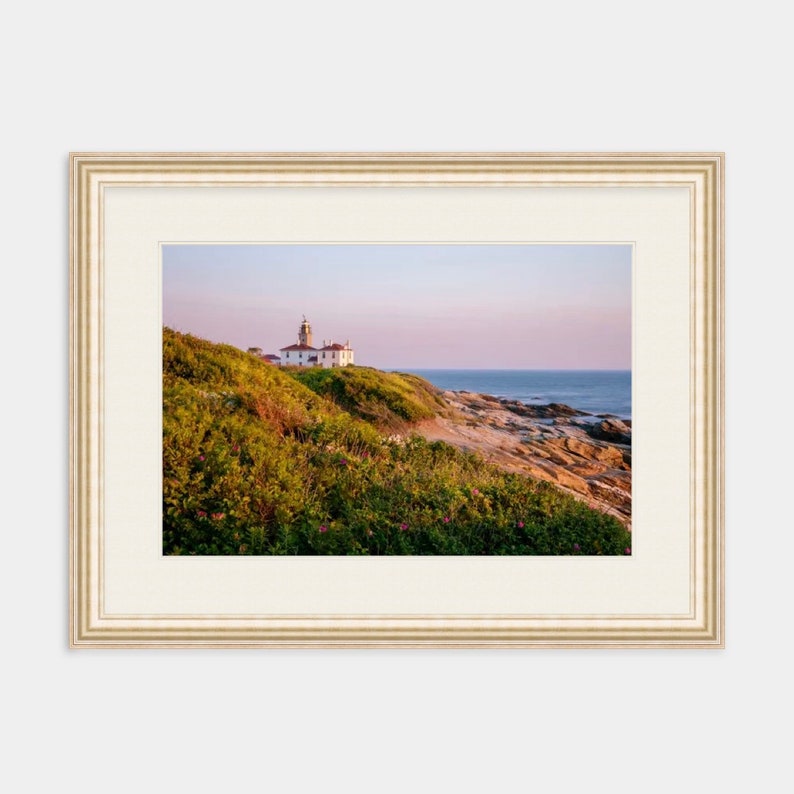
[322,352,325,359]
[286,352,289,358]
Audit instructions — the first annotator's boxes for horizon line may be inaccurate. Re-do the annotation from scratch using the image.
[385,366,631,372]
[163,328,630,372]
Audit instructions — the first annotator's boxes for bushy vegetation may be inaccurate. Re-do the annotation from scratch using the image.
[290,365,447,428]
[163,328,631,556]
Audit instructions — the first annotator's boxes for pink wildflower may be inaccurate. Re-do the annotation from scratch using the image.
[211,512,225,520]
[573,543,580,551]
[624,547,631,555]
[472,488,479,496]
[399,523,408,531]
[443,516,450,523]
[232,445,240,452]
[197,510,207,518]
[198,455,205,462]
[319,525,328,533]
[517,521,524,528]
[340,458,348,466]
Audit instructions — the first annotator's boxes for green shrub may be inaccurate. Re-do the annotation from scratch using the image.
[290,366,443,427]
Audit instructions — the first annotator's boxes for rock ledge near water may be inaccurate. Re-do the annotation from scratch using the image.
[413,390,632,529]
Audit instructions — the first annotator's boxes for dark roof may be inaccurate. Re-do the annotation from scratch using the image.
[280,343,317,351]
[319,343,348,351]
[263,354,281,360]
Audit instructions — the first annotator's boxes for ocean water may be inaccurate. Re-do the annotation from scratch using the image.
[404,369,631,420]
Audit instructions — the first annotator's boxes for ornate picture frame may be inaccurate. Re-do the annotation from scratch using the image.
[70,152,723,647]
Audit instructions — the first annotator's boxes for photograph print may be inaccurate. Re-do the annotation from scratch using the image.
[162,244,632,556]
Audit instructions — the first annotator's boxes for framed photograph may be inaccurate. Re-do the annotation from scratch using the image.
[70,152,723,647]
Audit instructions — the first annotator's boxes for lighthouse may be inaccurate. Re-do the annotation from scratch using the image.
[276,316,355,368]
[298,316,313,347]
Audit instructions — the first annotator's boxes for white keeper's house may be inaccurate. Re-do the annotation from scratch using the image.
[257,317,355,368]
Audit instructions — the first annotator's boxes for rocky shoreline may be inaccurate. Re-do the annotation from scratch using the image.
[414,390,632,529]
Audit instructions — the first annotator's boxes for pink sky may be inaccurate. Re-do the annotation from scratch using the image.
[163,244,631,369]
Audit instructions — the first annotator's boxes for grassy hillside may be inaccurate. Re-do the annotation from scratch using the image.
[163,328,631,555]
[289,365,448,427]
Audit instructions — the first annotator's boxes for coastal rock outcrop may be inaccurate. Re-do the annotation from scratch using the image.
[587,418,632,445]
[413,391,632,529]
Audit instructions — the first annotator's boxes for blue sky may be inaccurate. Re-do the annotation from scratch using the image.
[162,244,631,369]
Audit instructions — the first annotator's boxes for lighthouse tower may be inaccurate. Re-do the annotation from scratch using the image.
[298,316,313,347]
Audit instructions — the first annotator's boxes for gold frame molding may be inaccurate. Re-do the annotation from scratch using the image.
[69,152,724,648]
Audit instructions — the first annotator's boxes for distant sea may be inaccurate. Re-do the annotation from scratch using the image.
[401,370,631,420]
